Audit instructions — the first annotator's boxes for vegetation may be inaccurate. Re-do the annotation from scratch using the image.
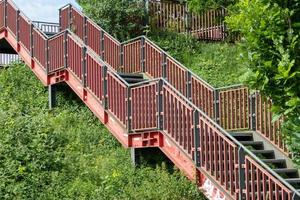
[187,0,237,13]
[0,63,206,199]
[76,0,146,41]
[149,31,248,87]
[227,0,300,164]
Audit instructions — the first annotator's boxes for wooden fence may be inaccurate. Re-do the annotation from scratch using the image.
[149,0,226,41]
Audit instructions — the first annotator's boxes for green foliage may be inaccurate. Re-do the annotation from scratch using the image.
[149,31,248,87]
[226,0,300,164]
[187,0,237,13]
[0,64,206,199]
[76,0,146,40]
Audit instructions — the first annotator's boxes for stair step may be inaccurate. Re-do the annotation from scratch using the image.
[123,77,145,84]
[240,141,264,150]
[285,178,300,184]
[118,73,144,79]
[251,150,275,159]
[273,169,299,178]
[261,159,286,168]
[230,132,253,141]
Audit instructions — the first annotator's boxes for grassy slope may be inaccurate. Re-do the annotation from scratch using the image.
[149,32,248,88]
[0,63,206,200]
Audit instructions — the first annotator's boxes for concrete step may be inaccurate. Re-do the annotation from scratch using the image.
[261,159,287,168]
[230,132,253,141]
[273,169,299,178]
[118,72,144,79]
[240,141,264,150]
[251,150,275,159]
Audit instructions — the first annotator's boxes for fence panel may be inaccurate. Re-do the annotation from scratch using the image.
[86,20,101,55]
[48,33,64,72]
[33,21,59,35]
[86,52,103,101]
[60,6,69,31]
[0,53,19,65]
[107,71,127,126]
[33,28,47,68]
[18,14,31,52]
[123,40,142,73]
[199,115,239,198]
[131,82,157,130]
[104,33,120,70]
[163,84,194,156]
[166,57,187,96]
[7,1,17,36]
[144,41,163,78]
[0,1,4,29]
[219,87,249,130]
[255,94,287,153]
[191,75,215,118]
[67,35,83,80]
[70,7,85,41]
[245,156,293,200]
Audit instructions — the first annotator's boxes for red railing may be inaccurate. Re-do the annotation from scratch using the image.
[245,156,293,200]
[166,57,187,95]
[48,33,64,72]
[18,13,31,52]
[255,93,287,153]
[67,34,83,80]
[6,1,17,36]
[0,1,4,29]
[32,28,47,68]
[70,7,85,41]
[86,52,103,102]
[144,40,163,78]
[86,19,101,56]
[131,82,157,131]
[60,6,69,31]
[123,39,142,73]
[103,33,120,70]
[219,87,250,130]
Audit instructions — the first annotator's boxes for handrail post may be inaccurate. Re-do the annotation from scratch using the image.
[127,86,132,133]
[214,89,220,124]
[16,10,20,41]
[100,30,105,60]
[157,79,164,130]
[238,147,246,200]
[120,43,124,73]
[102,65,108,110]
[83,16,87,45]
[186,71,192,101]
[82,46,87,87]
[194,110,200,167]
[46,39,49,74]
[64,31,68,68]
[162,53,167,78]
[249,92,257,131]
[68,4,72,30]
[58,8,62,31]
[141,37,146,73]
[30,24,34,57]
[4,0,7,27]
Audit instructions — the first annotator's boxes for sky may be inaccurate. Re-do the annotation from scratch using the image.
[14,0,81,23]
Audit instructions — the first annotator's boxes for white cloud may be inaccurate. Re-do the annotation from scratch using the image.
[13,0,81,22]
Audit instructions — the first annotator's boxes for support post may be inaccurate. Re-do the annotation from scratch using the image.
[16,10,20,42]
[214,89,220,124]
[120,44,124,72]
[186,71,192,100]
[249,92,256,131]
[131,148,141,167]
[68,5,72,30]
[4,0,7,27]
[238,147,246,200]
[157,79,164,130]
[100,30,105,60]
[162,53,167,78]
[194,110,200,167]
[45,39,49,74]
[82,47,87,87]
[58,8,62,32]
[83,16,88,45]
[48,85,56,109]
[102,65,108,110]
[64,31,68,68]
[141,37,146,73]
[127,86,132,133]
[30,24,34,57]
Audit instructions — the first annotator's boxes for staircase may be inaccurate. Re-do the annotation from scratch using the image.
[118,73,146,84]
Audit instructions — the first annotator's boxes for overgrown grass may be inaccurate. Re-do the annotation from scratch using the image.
[0,63,206,200]
[149,31,249,87]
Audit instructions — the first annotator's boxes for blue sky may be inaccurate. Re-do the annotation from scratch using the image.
[14,0,81,22]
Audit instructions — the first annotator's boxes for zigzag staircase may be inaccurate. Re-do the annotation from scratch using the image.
[0,0,299,199]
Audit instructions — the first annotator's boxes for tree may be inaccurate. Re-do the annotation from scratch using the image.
[76,0,146,40]
[187,0,237,13]
[226,0,300,161]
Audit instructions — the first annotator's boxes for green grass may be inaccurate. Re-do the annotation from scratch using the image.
[149,31,249,88]
[0,63,206,200]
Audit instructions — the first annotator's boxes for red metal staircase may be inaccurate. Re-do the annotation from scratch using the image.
[0,0,299,199]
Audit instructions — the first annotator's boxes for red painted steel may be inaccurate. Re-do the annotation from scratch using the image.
[86,52,103,102]
[245,156,293,200]
[18,14,30,52]
[166,57,186,95]
[7,1,17,36]
[70,7,84,41]
[86,20,101,55]
[104,33,120,70]
[163,84,194,156]
[48,33,64,72]
[107,71,127,126]
[67,34,83,80]
[131,82,157,130]
[32,28,46,68]
[219,87,249,130]
[199,115,239,198]
[123,40,142,73]
[191,75,215,118]
[255,94,287,153]
[145,40,163,78]
[60,7,69,31]
[0,1,4,29]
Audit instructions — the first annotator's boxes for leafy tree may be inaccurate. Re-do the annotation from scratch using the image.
[76,0,146,40]
[187,0,237,13]
[226,0,300,163]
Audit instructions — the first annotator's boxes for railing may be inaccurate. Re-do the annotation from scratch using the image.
[1,0,299,199]
[0,53,19,65]
[32,21,59,35]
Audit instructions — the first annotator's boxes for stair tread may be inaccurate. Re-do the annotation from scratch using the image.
[261,159,286,163]
[230,132,253,137]
[240,141,263,144]
[251,150,274,154]
[273,168,298,173]
[285,178,300,183]
[118,73,144,79]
